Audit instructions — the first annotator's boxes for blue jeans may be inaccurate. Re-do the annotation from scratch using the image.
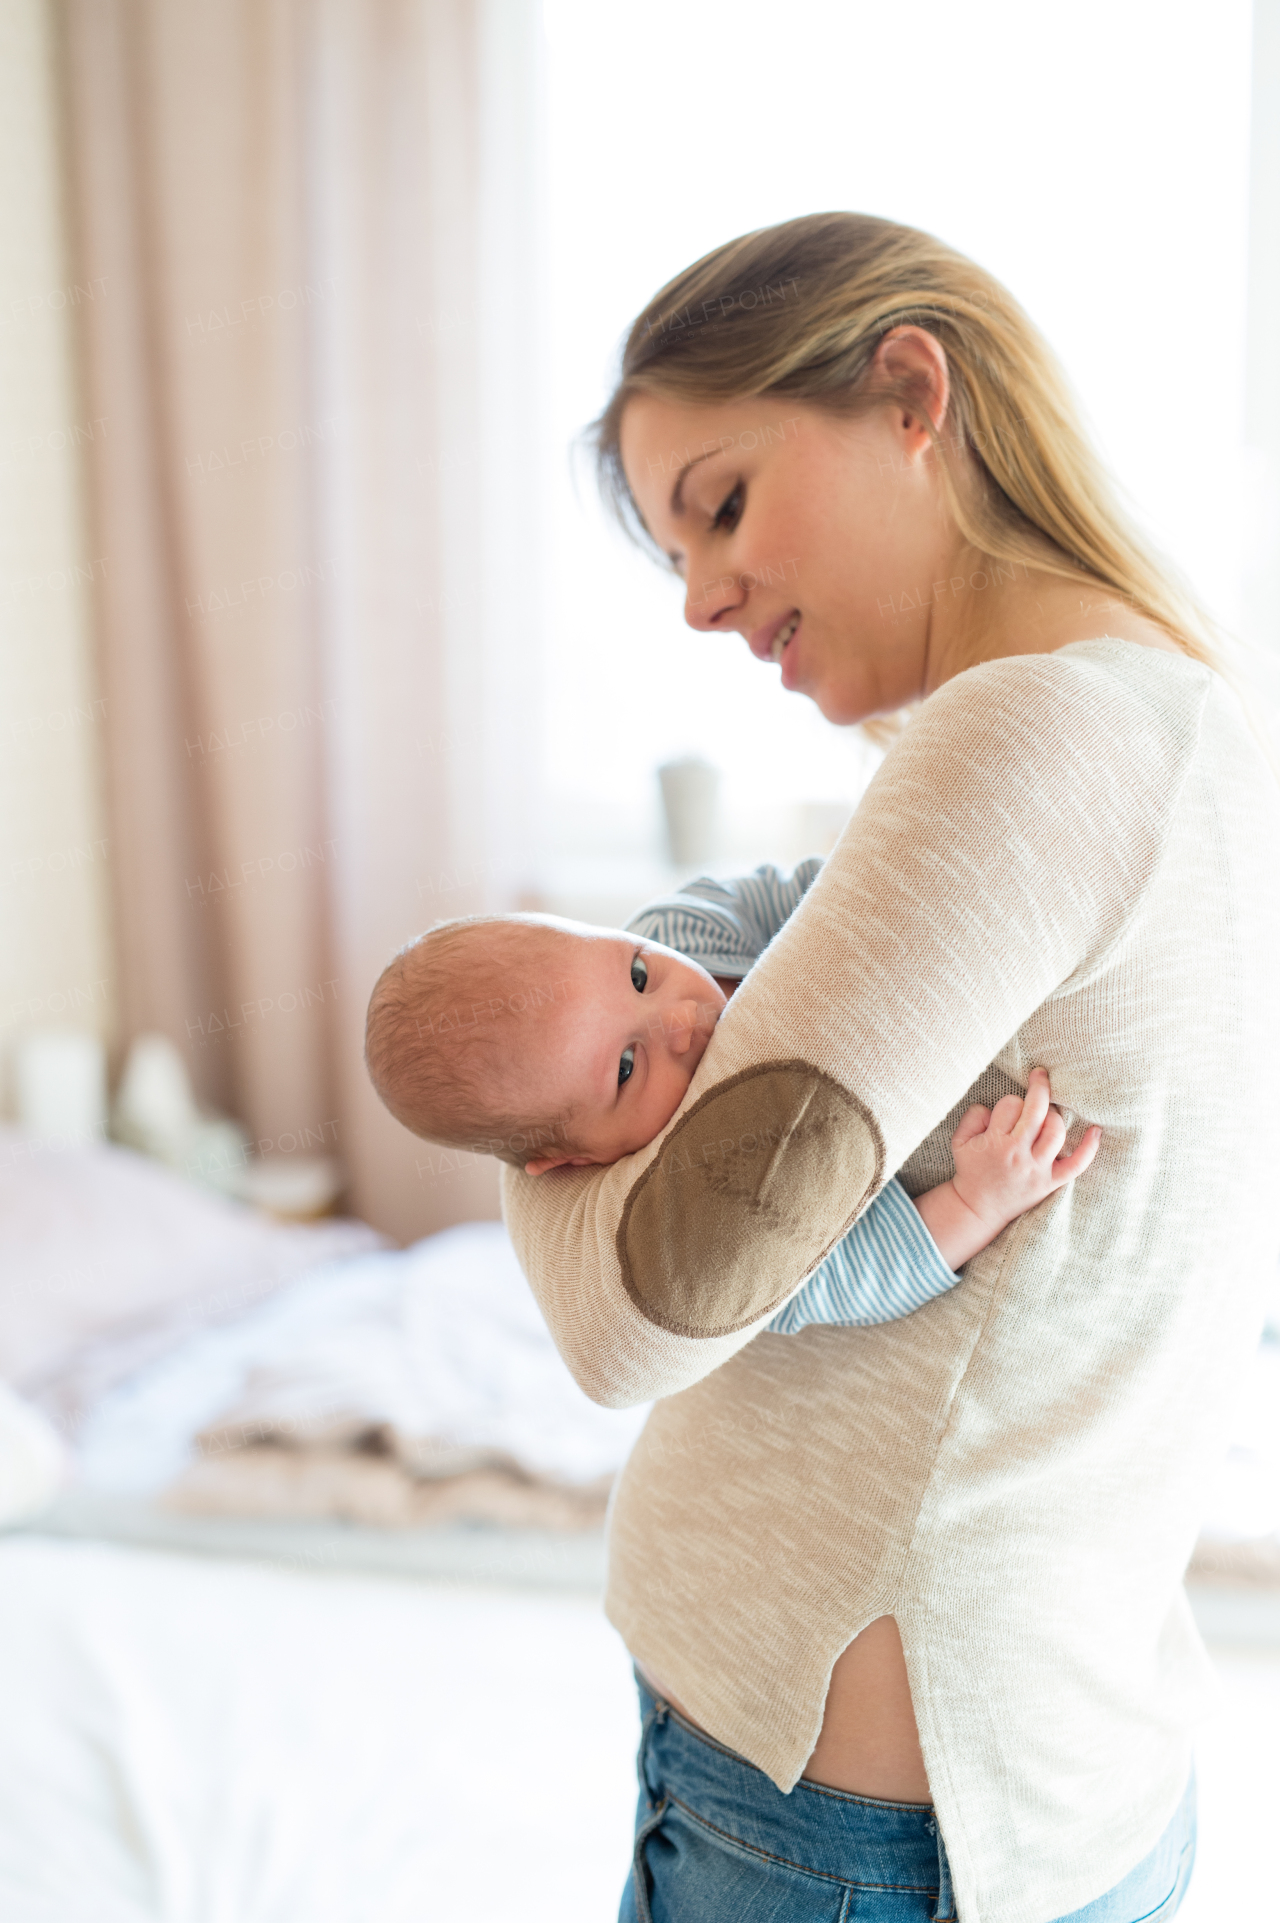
[621,1673,1197,1922]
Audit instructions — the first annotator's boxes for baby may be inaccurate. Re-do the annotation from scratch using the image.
[365,863,1100,1317]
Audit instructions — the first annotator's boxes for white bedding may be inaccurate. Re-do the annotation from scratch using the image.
[73,1222,649,1528]
[0,1536,638,1923]
[0,1129,382,1432]
[0,1132,645,1535]
[3,1128,1278,1571]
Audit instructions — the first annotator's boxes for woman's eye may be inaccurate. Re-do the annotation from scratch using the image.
[713,484,743,532]
[618,1046,636,1088]
[630,954,648,993]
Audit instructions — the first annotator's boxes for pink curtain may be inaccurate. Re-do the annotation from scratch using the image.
[59,0,544,1240]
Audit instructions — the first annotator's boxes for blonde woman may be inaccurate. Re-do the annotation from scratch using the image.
[501,213,1280,1922]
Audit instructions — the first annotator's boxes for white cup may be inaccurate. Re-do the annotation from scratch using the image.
[657,757,721,866]
[12,1028,108,1141]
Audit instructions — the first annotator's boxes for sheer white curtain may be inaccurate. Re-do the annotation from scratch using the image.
[61,0,543,1239]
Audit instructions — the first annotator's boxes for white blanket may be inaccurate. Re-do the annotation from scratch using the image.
[0,1537,637,1923]
[77,1223,649,1527]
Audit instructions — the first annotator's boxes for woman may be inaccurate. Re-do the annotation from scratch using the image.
[502,214,1279,1922]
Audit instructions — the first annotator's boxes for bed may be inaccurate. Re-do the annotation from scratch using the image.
[0,1128,646,1574]
[0,1131,652,1918]
[1,1129,1277,1918]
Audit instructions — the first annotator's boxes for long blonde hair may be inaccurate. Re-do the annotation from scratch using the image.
[593,212,1221,673]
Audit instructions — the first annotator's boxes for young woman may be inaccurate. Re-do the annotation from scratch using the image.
[501,213,1280,1922]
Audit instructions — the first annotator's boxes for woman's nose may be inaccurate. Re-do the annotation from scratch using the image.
[684,562,746,632]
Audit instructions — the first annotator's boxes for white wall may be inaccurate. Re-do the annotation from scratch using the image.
[0,0,115,1094]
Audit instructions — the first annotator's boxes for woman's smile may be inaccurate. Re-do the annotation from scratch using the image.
[618,389,957,725]
[748,607,802,666]
[774,613,802,687]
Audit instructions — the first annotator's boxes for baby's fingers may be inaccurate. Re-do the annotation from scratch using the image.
[1011,1067,1052,1142]
[987,1093,1026,1136]
[951,1104,991,1150]
[1050,1124,1102,1186]
[1033,1106,1066,1164]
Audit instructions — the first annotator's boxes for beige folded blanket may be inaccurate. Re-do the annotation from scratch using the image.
[165,1385,612,1531]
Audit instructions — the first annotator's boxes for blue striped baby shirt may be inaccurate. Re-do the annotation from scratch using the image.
[626,861,960,1333]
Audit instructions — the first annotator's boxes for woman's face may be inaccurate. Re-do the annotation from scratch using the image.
[619,383,958,725]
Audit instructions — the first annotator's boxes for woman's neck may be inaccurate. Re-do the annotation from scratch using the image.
[921,552,1181,697]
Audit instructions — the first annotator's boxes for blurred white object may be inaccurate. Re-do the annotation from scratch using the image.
[113,1034,251,1192]
[12,1030,107,1141]
[791,799,855,858]
[182,1118,255,1196]
[234,1155,344,1220]
[657,756,720,865]
[113,1033,201,1146]
[0,1383,65,1526]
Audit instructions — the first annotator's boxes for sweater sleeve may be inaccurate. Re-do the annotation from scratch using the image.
[626,860,825,979]
[501,645,1211,1406]
[768,1177,959,1332]
[631,870,961,1331]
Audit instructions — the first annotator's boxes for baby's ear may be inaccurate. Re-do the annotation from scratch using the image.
[524,1153,597,1176]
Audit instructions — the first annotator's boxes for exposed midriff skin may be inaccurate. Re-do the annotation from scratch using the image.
[641,1614,932,1804]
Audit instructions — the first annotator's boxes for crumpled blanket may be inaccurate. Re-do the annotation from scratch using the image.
[82,1221,651,1531]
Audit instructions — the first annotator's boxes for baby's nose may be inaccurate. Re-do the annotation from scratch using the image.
[665,999,702,1054]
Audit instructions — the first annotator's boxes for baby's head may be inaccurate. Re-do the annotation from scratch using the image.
[364,915,727,1173]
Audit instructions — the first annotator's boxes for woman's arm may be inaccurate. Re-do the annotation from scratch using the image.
[768,1175,959,1332]
[631,863,969,1325]
[502,645,1209,1405]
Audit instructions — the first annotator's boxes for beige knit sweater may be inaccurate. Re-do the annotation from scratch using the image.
[501,640,1280,1923]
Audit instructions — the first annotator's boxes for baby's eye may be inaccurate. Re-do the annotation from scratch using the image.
[630,954,648,993]
[618,1046,636,1088]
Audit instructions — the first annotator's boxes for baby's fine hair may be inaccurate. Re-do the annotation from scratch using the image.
[364,915,579,1168]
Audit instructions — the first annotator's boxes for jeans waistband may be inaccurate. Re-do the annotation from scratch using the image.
[635,1670,952,1903]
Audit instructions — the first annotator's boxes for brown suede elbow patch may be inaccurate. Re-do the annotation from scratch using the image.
[616,1061,884,1338]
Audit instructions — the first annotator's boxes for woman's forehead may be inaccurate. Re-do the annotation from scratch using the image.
[620,393,813,532]
[620,393,788,471]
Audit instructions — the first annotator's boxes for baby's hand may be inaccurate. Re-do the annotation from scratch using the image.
[952,1068,1100,1236]
[914,1069,1101,1271]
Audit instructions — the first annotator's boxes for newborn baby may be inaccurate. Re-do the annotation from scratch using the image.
[366,872,1100,1299]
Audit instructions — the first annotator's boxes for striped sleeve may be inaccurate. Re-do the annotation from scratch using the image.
[628,860,960,1330]
[625,860,825,978]
[767,1176,960,1331]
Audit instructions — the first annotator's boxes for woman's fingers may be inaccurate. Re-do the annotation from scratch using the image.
[951,1104,991,1149]
[1051,1124,1102,1184]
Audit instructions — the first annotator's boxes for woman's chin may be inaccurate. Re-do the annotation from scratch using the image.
[808,683,872,727]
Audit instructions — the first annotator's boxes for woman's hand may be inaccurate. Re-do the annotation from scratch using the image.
[913,1069,1101,1271]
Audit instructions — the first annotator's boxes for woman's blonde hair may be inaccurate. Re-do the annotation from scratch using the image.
[593,212,1222,678]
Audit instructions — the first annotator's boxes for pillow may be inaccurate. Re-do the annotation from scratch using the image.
[0,1128,384,1433]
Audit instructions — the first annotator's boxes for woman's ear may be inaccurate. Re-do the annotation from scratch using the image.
[871,325,951,455]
